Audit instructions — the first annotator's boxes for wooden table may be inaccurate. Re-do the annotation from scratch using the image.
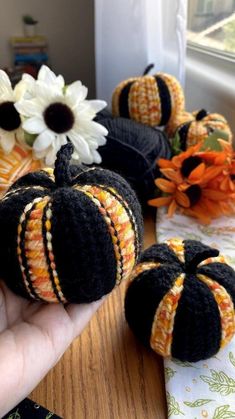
[31,210,167,418]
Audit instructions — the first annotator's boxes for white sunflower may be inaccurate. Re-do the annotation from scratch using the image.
[0,70,25,153]
[15,65,108,166]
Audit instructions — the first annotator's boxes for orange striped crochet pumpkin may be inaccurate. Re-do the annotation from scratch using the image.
[112,72,185,127]
[125,239,235,362]
[166,109,233,149]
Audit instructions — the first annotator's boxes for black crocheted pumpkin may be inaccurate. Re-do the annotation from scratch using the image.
[0,143,143,304]
[125,239,235,362]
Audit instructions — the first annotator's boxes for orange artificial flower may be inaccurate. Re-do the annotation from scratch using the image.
[149,141,235,224]
[203,140,235,193]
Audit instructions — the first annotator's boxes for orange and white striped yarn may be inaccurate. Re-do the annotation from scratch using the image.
[17,195,67,303]
[150,273,185,357]
[0,145,42,197]
[198,274,235,348]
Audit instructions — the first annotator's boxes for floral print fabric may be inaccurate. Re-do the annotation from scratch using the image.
[156,208,235,418]
[2,398,61,419]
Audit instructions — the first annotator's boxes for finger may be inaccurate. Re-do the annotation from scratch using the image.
[0,280,41,330]
[66,296,105,338]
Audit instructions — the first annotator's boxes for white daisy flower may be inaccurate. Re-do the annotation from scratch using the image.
[0,70,24,153]
[15,65,108,166]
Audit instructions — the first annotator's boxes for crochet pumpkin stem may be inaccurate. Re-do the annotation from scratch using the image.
[54,141,73,187]
[142,63,155,76]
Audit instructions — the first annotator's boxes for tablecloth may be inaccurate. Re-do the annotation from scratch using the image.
[156,208,235,419]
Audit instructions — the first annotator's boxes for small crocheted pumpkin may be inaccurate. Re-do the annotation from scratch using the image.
[0,144,42,197]
[166,109,233,149]
[125,238,235,362]
[0,143,143,304]
[112,72,185,127]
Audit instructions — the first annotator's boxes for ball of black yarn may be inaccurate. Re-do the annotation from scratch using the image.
[95,114,171,204]
[0,143,143,304]
[125,239,235,362]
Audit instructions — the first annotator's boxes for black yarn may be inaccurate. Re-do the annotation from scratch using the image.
[118,81,135,118]
[125,240,235,362]
[125,264,182,346]
[172,273,221,362]
[0,143,143,303]
[9,170,55,191]
[154,76,172,126]
[96,116,171,204]
[70,166,144,244]
[195,109,208,121]
[0,188,48,298]
[51,187,117,303]
[143,63,155,75]
[184,240,219,272]
[198,262,235,306]
[140,243,183,267]
[177,122,191,150]
[94,107,113,123]
[54,142,73,187]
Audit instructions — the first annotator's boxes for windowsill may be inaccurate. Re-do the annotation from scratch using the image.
[187,42,235,65]
[194,12,214,17]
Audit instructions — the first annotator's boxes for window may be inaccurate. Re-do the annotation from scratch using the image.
[197,0,214,15]
[187,0,235,56]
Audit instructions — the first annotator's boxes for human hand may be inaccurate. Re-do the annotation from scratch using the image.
[0,280,103,417]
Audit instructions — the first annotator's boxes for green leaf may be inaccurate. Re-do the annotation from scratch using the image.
[7,409,21,419]
[200,129,229,151]
[184,399,213,407]
[45,413,54,419]
[229,352,235,368]
[166,392,185,416]
[172,359,199,369]
[24,131,37,147]
[165,367,177,383]
[63,85,68,94]
[200,135,222,151]
[200,369,235,396]
[213,404,235,419]
[171,132,182,156]
[211,129,229,141]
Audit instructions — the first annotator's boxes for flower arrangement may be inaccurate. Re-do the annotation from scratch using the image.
[0,65,108,166]
[148,140,235,224]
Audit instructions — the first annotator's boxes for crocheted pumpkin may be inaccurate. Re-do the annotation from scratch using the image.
[0,143,143,304]
[0,144,42,197]
[112,72,185,127]
[125,239,235,362]
[166,109,233,149]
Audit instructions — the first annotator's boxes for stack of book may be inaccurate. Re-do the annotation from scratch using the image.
[10,36,48,81]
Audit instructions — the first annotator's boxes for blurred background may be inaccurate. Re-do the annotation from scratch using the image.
[0,0,96,96]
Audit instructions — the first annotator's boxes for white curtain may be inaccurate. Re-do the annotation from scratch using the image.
[95,0,187,104]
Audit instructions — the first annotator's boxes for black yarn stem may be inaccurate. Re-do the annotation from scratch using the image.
[54,141,74,187]
[143,63,155,76]
[195,109,208,121]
